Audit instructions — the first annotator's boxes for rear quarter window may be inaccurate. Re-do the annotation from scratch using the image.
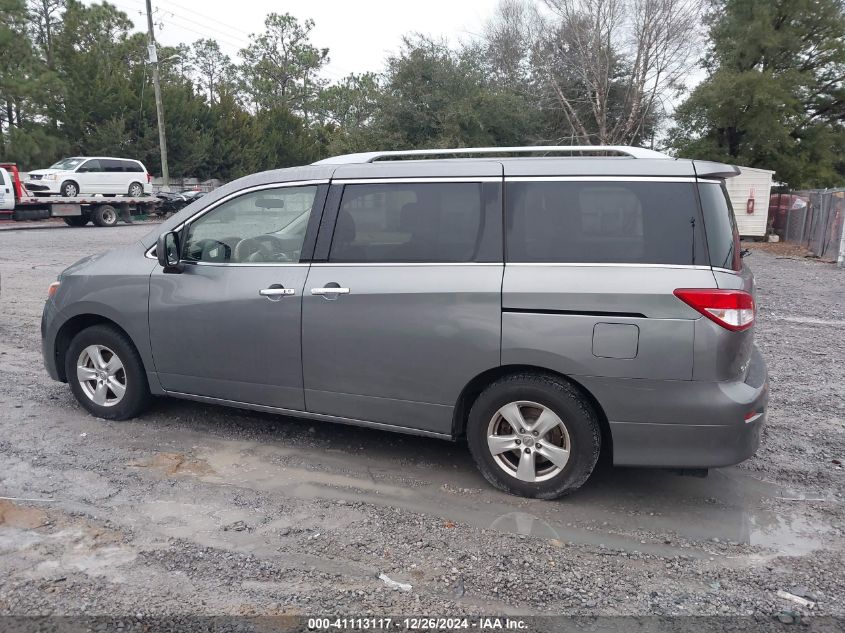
[698,182,741,271]
[505,181,708,265]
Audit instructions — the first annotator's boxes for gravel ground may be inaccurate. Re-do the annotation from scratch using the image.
[0,226,843,624]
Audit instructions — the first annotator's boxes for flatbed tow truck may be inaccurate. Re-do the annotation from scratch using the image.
[0,163,160,227]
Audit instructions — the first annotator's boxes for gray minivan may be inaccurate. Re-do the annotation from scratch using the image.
[41,146,768,499]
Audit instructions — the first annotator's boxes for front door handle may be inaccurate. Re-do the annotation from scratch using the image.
[311,287,350,296]
[259,285,295,300]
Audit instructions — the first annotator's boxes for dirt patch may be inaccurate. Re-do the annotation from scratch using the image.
[0,499,48,529]
[129,452,217,477]
[742,240,816,258]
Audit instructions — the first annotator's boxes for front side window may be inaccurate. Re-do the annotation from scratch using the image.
[505,181,707,265]
[183,186,317,263]
[329,183,484,263]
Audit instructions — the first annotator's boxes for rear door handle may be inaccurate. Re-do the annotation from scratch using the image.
[311,287,350,295]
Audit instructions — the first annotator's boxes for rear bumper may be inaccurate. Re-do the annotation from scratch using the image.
[577,347,768,468]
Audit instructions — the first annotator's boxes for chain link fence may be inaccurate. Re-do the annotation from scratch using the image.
[772,188,845,266]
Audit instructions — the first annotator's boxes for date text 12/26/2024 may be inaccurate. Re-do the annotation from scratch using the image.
[308,617,529,630]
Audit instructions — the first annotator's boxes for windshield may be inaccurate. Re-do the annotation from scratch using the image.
[49,158,85,170]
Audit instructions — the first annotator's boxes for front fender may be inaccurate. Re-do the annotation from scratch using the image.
[42,242,160,391]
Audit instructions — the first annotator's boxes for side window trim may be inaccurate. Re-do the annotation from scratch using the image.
[299,183,329,262]
[173,180,330,266]
[312,183,343,263]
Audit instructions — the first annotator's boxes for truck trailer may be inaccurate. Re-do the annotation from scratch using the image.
[0,163,160,227]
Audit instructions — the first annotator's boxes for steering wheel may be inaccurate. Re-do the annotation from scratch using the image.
[186,238,232,262]
[233,234,291,262]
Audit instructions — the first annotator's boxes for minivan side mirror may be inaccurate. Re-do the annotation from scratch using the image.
[157,231,182,272]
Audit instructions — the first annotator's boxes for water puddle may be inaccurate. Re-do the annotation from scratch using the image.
[174,433,834,559]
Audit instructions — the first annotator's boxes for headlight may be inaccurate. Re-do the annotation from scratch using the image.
[44,174,57,181]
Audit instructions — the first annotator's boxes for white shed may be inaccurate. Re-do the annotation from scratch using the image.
[725,166,775,238]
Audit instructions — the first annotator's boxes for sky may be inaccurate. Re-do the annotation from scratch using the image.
[97,0,504,81]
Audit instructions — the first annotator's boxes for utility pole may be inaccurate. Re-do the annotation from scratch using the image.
[145,0,170,191]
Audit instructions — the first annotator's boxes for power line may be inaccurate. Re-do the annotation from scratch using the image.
[162,11,251,50]
[165,0,257,39]
[119,0,253,49]
[117,0,253,49]
[112,0,356,83]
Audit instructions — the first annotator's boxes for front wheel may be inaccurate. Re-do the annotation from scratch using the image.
[65,325,151,420]
[466,373,601,499]
[60,181,79,197]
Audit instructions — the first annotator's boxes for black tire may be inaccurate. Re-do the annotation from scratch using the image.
[92,204,118,227]
[60,180,79,197]
[466,373,601,499]
[128,182,144,197]
[65,324,151,420]
[63,216,89,227]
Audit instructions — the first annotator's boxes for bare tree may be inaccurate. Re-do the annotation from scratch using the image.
[486,0,702,145]
[483,0,543,87]
[544,0,703,144]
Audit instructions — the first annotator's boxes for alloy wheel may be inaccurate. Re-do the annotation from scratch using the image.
[76,344,126,407]
[486,400,571,483]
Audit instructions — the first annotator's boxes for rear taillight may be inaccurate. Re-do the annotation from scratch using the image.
[47,281,60,299]
[147,172,152,183]
[673,289,755,332]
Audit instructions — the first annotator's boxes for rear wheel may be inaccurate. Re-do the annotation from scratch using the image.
[60,181,79,197]
[466,373,601,499]
[63,216,89,227]
[65,325,151,420]
[92,204,118,227]
[128,182,144,197]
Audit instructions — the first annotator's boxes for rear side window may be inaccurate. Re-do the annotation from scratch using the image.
[123,161,144,172]
[329,183,487,263]
[102,159,123,172]
[698,183,741,271]
[505,181,707,265]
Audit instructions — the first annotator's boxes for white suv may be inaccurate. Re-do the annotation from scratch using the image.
[25,157,152,197]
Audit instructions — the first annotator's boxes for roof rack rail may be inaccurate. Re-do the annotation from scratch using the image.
[313,145,670,165]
